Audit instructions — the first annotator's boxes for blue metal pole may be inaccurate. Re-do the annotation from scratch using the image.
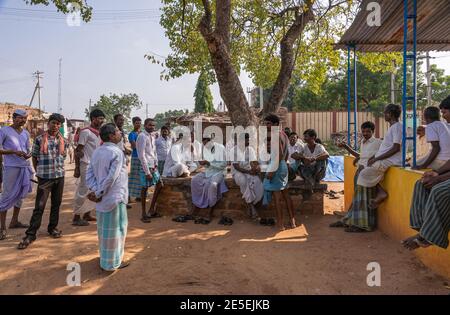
[401,0,408,167]
[347,45,351,145]
[353,45,358,150]
[412,0,417,167]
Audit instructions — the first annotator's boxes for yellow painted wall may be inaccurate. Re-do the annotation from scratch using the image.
[344,155,450,279]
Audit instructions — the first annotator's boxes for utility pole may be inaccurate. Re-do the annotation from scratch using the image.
[58,58,62,113]
[390,60,396,104]
[259,86,263,109]
[426,52,432,106]
[29,71,44,112]
[146,103,149,119]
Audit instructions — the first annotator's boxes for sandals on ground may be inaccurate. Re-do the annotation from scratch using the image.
[260,218,275,226]
[48,229,62,238]
[17,237,34,250]
[194,218,211,225]
[0,229,6,240]
[329,221,346,228]
[344,225,367,233]
[140,215,152,223]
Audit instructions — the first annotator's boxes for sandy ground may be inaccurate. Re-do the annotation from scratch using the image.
[0,163,448,295]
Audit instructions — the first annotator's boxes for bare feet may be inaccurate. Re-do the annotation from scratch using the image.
[369,190,388,209]
[401,234,431,250]
[290,218,297,229]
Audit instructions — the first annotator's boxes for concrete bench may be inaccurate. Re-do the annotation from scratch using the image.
[156,173,327,218]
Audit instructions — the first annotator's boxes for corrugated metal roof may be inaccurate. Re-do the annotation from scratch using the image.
[335,0,450,52]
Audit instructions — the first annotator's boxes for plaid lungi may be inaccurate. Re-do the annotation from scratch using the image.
[96,203,128,271]
[342,184,377,231]
[128,157,142,198]
[410,179,450,249]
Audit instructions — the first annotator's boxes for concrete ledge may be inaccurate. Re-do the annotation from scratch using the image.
[344,155,450,280]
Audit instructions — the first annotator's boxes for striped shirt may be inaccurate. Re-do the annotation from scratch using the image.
[32,134,66,179]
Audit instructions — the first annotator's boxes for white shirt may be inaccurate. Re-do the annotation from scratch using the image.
[78,128,101,164]
[425,120,450,161]
[359,137,382,167]
[155,136,173,161]
[136,130,157,175]
[86,143,128,212]
[162,141,184,176]
[375,122,403,166]
[302,143,329,159]
[288,142,304,165]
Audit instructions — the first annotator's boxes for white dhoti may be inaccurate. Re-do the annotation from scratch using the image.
[73,162,96,215]
[233,172,263,205]
[356,159,393,188]
[416,155,447,171]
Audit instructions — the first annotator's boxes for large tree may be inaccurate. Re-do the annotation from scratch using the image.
[194,71,215,113]
[25,0,399,126]
[155,0,398,126]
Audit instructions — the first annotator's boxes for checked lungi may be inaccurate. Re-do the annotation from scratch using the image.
[97,203,128,271]
[409,179,450,249]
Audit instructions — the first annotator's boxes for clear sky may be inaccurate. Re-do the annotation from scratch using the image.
[1,0,449,120]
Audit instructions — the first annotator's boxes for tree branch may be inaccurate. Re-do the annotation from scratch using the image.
[263,0,315,116]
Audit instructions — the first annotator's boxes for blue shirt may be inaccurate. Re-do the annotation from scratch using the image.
[128,131,139,158]
[86,142,128,212]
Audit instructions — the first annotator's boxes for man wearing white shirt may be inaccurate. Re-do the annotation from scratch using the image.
[230,134,263,219]
[86,123,129,271]
[287,132,304,180]
[162,133,190,178]
[155,125,173,174]
[414,106,450,171]
[136,118,162,223]
[358,104,403,211]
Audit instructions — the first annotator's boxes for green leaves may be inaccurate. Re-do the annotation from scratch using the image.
[85,93,142,126]
[25,0,92,22]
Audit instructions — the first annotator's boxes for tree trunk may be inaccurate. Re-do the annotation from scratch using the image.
[199,0,257,127]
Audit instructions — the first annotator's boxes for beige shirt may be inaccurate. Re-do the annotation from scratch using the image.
[358,137,382,167]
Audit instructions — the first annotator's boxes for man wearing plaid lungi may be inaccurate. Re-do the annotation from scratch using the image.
[86,123,129,271]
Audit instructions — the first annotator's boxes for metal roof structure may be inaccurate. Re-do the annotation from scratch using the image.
[335,0,450,52]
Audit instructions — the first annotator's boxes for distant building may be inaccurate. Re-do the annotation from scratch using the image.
[0,102,47,138]
[67,119,88,130]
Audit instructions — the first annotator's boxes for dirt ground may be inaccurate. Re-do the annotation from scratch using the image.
[0,163,448,295]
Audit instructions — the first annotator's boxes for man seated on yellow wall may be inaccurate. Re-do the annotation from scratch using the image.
[402,158,450,250]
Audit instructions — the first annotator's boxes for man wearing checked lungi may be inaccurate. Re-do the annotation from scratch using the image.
[402,158,450,251]
[128,117,142,202]
[86,123,130,271]
[402,96,450,250]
